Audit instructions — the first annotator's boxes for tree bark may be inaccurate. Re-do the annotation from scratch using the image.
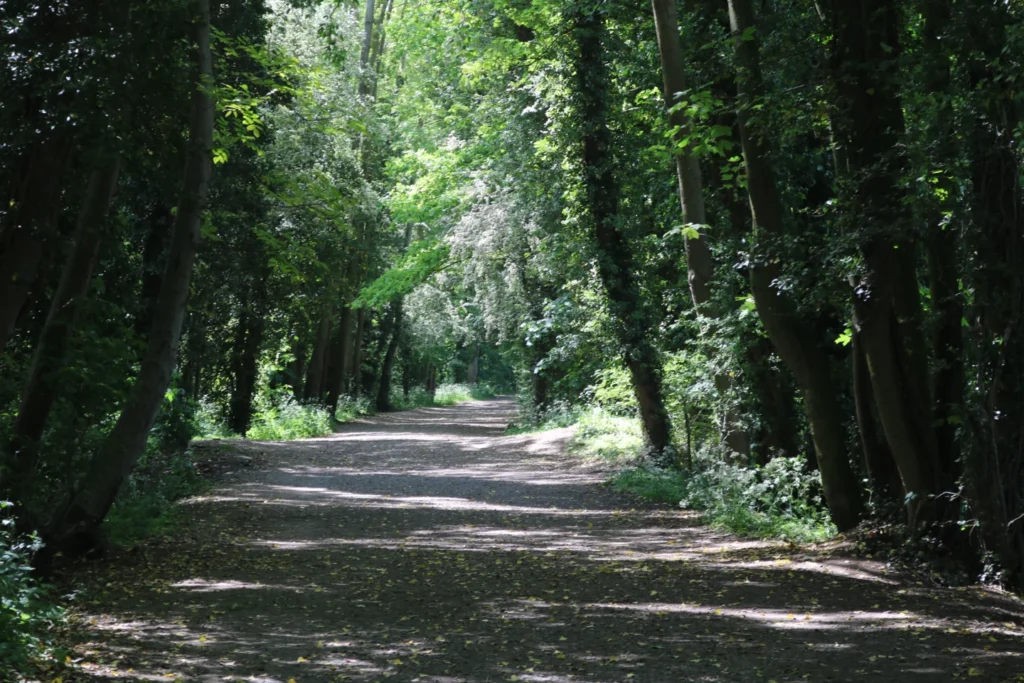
[326,305,355,413]
[228,309,264,436]
[48,0,214,551]
[375,301,402,412]
[352,307,367,398]
[727,0,863,529]
[573,5,674,457]
[852,327,902,507]
[651,0,749,459]
[827,0,935,527]
[1,157,121,502]
[304,302,332,402]
[135,203,173,339]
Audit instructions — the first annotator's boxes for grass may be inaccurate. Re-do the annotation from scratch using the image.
[432,382,497,406]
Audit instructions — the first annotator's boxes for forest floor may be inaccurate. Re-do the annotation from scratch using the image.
[63,398,1024,682]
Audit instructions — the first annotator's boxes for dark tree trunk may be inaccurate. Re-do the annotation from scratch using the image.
[922,0,965,499]
[852,328,903,508]
[727,0,863,529]
[47,0,214,552]
[960,0,1024,591]
[745,335,798,463]
[572,5,673,457]
[228,309,264,436]
[304,302,332,402]
[375,302,402,412]
[0,137,71,352]
[827,0,935,528]
[353,307,368,397]
[285,328,306,399]
[466,344,480,384]
[135,203,173,340]
[1,157,121,503]
[425,364,437,398]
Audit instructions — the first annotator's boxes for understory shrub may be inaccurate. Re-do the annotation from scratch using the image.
[569,407,645,461]
[614,455,836,543]
[247,390,333,440]
[1,503,66,678]
[433,382,496,405]
[335,394,374,422]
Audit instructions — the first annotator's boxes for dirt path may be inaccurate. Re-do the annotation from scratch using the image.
[68,398,1024,682]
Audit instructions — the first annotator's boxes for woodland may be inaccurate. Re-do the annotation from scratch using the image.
[1,0,1024,676]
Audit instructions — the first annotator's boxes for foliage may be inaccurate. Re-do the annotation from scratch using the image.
[103,441,208,546]
[0,503,66,676]
[613,455,837,543]
[247,390,334,441]
[432,383,497,406]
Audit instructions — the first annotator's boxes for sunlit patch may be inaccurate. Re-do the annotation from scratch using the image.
[172,578,302,592]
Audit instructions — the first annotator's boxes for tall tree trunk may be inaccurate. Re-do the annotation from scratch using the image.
[466,344,480,384]
[922,0,964,499]
[573,5,673,457]
[228,308,264,436]
[375,301,402,412]
[326,305,355,413]
[960,0,1024,591]
[48,0,214,552]
[852,328,903,508]
[827,0,935,528]
[352,307,367,398]
[0,137,71,352]
[304,302,332,402]
[425,363,437,398]
[135,203,173,339]
[651,0,749,459]
[1,158,121,503]
[727,0,863,529]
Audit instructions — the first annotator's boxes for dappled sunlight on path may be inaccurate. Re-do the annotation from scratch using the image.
[69,399,1024,682]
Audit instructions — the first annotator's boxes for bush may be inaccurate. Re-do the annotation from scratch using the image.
[569,407,645,462]
[194,399,236,440]
[335,394,373,422]
[0,503,66,677]
[506,399,583,434]
[248,390,333,440]
[612,454,836,543]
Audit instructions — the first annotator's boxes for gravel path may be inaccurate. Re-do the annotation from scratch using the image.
[69,398,1024,682]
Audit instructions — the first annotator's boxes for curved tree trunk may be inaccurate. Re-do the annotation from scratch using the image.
[727,0,863,529]
[48,0,214,552]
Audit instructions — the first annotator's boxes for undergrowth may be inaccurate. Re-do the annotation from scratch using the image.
[1,503,67,680]
[567,406,836,543]
[432,382,496,406]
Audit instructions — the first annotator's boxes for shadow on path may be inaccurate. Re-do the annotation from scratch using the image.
[68,399,1024,682]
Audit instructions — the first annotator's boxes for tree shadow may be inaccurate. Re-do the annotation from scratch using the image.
[66,400,1024,682]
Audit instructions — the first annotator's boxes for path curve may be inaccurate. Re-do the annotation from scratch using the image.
[70,398,1024,682]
